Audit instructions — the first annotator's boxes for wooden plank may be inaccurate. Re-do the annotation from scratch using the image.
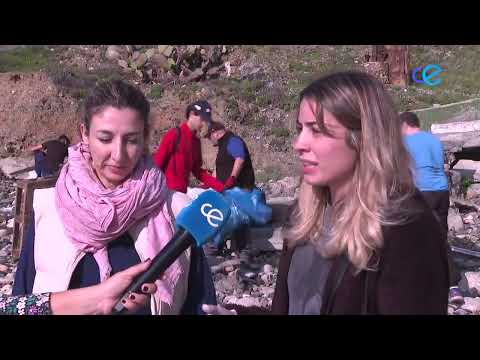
[9,166,35,176]
[11,176,59,259]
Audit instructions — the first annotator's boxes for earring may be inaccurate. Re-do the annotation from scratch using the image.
[348,131,360,150]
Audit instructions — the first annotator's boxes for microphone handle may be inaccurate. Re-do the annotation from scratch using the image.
[113,230,195,314]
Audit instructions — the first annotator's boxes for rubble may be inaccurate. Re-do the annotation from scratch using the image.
[459,271,480,296]
[210,249,279,310]
[460,297,480,314]
[260,176,300,198]
[0,175,17,297]
[432,117,480,315]
[466,184,480,200]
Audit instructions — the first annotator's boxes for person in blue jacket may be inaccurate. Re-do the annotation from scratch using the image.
[400,111,462,305]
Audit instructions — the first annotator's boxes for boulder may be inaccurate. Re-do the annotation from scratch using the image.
[259,286,275,297]
[454,308,472,315]
[459,271,480,296]
[264,176,301,198]
[157,45,174,57]
[118,59,129,70]
[105,45,125,61]
[133,53,148,69]
[435,131,480,153]
[448,208,464,233]
[262,264,273,274]
[267,197,296,224]
[223,296,263,308]
[150,54,168,69]
[431,120,480,134]
[465,183,480,200]
[461,297,480,314]
[464,136,480,149]
[247,225,283,252]
[463,212,477,225]
[216,278,236,294]
[453,160,480,181]
[0,156,34,179]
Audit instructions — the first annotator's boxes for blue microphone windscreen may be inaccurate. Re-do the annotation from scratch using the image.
[176,190,231,247]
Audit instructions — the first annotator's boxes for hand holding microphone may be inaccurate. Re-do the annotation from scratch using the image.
[113,190,232,313]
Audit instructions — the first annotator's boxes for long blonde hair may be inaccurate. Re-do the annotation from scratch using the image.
[285,72,416,272]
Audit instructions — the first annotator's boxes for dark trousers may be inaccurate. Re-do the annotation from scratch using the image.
[203,227,248,256]
[421,190,461,286]
[231,227,248,253]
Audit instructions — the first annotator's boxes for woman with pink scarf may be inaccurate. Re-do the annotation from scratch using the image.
[13,80,216,315]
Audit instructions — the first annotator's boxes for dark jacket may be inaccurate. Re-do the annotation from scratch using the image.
[228,191,449,315]
[216,131,255,190]
[41,140,68,173]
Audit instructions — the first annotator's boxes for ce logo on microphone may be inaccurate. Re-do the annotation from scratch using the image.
[201,203,224,228]
[411,64,445,86]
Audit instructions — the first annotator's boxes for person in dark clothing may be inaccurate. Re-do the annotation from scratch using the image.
[153,100,225,193]
[400,111,463,305]
[205,121,255,191]
[204,121,256,255]
[28,135,70,177]
[202,72,449,315]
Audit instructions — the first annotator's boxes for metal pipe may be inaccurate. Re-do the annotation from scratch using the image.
[451,245,480,258]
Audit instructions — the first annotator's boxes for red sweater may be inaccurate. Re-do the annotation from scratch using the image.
[153,122,224,193]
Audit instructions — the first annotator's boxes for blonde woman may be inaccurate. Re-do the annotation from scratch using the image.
[203,71,449,315]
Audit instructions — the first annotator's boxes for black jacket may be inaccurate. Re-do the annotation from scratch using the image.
[229,191,449,315]
[216,131,255,190]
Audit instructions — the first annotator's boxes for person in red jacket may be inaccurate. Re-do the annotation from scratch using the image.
[153,100,227,193]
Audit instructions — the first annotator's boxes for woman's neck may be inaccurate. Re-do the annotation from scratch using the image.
[328,179,352,205]
[90,165,117,190]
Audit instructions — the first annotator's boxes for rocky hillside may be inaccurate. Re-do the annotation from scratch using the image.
[3,45,480,182]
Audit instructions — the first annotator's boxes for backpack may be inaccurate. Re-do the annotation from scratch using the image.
[170,126,182,174]
[173,126,181,154]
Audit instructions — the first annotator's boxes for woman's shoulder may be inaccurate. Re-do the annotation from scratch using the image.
[388,190,435,226]
[166,191,192,218]
[33,187,56,212]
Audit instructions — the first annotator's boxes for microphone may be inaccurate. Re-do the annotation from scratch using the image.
[113,190,231,313]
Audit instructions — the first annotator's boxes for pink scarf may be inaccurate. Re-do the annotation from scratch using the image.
[55,142,182,306]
